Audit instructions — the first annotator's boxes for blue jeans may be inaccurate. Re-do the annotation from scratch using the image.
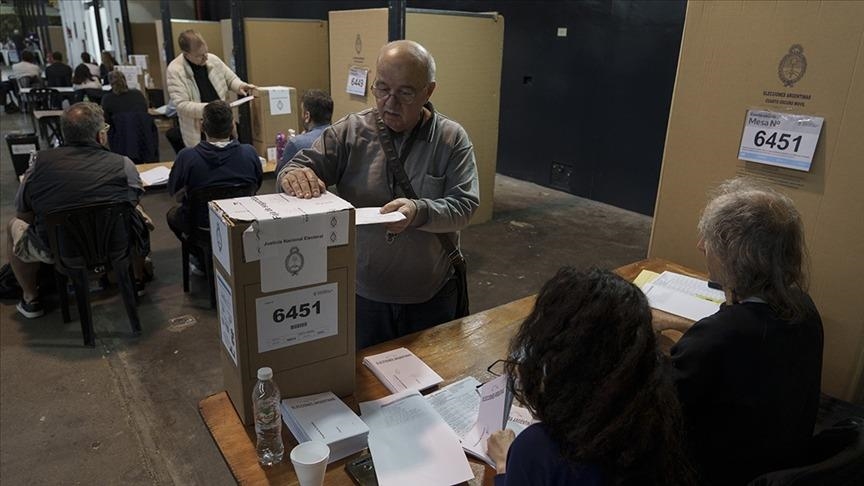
[355,277,458,350]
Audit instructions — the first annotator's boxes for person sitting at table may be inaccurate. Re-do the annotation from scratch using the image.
[45,51,72,87]
[488,267,696,486]
[7,102,151,318]
[275,89,333,176]
[166,100,262,273]
[78,52,100,79]
[72,63,103,103]
[657,178,824,485]
[99,51,118,85]
[0,50,42,112]
[102,71,157,163]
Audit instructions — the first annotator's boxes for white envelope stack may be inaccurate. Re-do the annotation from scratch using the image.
[281,391,369,463]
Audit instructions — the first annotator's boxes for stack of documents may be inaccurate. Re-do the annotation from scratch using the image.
[360,390,474,486]
[637,270,725,321]
[362,347,443,393]
[280,391,369,463]
[139,166,170,186]
[426,376,537,469]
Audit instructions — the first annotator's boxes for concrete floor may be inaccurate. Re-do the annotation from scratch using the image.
[0,108,653,484]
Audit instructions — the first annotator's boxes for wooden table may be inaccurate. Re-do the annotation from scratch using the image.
[137,160,278,189]
[198,258,705,485]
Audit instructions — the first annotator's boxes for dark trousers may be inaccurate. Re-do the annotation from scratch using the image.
[355,277,458,350]
[165,126,185,155]
[0,79,19,107]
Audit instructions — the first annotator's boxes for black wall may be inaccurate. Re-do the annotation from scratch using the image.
[201,0,685,216]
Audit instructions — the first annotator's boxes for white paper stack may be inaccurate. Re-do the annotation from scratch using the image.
[280,391,369,463]
[362,347,443,393]
[139,165,170,186]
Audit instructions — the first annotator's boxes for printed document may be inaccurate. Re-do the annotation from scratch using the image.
[360,390,473,486]
[355,207,407,225]
[362,347,443,393]
[640,270,724,321]
[139,166,170,186]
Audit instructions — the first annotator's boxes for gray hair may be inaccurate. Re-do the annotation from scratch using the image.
[378,40,436,83]
[178,29,202,53]
[698,178,809,319]
[61,102,105,143]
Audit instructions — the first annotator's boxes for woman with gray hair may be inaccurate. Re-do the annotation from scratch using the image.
[664,178,824,485]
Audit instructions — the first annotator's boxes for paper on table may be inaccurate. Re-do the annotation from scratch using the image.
[642,281,720,322]
[653,271,725,304]
[461,374,513,467]
[230,95,254,107]
[633,269,661,288]
[139,166,170,186]
[362,347,443,393]
[360,390,473,486]
[355,208,407,225]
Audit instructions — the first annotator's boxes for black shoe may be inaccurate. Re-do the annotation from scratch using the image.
[4,104,20,114]
[16,299,45,318]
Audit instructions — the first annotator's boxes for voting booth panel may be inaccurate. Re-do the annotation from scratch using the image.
[244,18,330,132]
[328,8,504,224]
[407,10,504,225]
[131,23,163,92]
[328,8,388,121]
[210,196,356,425]
[649,1,864,400]
[250,86,301,153]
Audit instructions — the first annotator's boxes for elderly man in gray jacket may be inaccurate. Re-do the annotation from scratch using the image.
[279,40,480,349]
[166,30,255,148]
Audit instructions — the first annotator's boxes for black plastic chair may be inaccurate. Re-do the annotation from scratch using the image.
[15,75,42,113]
[182,184,257,308]
[28,87,61,110]
[44,202,141,347]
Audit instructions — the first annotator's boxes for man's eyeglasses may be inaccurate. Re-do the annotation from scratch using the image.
[371,81,420,105]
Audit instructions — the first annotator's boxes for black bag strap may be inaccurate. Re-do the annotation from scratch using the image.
[373,109,465,268]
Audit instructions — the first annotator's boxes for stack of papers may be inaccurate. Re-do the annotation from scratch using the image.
[139,165,170,186]
[360,390,474,486]
[280,391,369,463]
[638,270,725,321]
[362,347,443,393]
[426,376,537,469]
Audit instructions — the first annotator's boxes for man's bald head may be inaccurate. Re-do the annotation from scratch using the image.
[61,102,105,143]
[377,40,436,84]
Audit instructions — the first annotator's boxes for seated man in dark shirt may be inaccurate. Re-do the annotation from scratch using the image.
[45,51,73,87]
[275,89,333,176]
[166,100,262,272]
[658,178,824,485]
[7,102,148,318]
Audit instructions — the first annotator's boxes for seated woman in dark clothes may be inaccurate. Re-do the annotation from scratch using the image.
[101,71,148,125]
[658,178,824,485]
[488,268,696,486]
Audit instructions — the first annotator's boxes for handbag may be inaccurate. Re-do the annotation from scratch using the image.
[373,110,470,318]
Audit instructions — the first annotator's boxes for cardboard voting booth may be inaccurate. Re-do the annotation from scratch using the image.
[209,193,356,425]
[649,1,864,400]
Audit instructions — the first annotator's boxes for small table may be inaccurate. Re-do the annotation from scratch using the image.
[137,160,278,189]
[198,258,703,485]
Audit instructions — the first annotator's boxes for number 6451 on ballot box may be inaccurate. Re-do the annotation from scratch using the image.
[208,193,356,425]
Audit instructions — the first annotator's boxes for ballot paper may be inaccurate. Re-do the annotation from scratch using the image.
[281,391,369,463]
[362,347,443,393]
[355,207,407,226]
[230,95,254,107]
[360,390,474,486]
[640,271,724,321]
[139,166,170,186]
[426,376,532,469]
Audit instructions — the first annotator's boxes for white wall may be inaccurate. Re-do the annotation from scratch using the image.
[127,0,194,23]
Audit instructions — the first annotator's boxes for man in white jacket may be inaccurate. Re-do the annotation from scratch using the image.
[166,30,255,148]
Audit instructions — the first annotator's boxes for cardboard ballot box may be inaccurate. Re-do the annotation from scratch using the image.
[209,192,356,425]
[251,86,300,147]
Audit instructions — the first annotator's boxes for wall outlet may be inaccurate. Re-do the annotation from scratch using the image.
[550,162,573,190]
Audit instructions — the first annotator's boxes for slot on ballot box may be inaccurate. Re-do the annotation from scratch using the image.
[208,193,356,425]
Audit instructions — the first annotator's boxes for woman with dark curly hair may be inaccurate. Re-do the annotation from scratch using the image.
[488,267,695,486]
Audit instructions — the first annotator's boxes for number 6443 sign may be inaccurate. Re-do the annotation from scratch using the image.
[738,109,824,172]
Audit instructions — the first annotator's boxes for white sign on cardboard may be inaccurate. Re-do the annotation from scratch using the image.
[738,109,824,172]
[216,272,239,367]
[11,144,36,155]
[209,205,232,276]
[255,282,338,353]
[346,66,368,96]
[115,65,142,90]
[268,87,292,116]
[129,54,148,70]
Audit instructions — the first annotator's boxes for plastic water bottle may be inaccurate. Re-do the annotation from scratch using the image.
[252,367,284,466]
[275,132,287,162]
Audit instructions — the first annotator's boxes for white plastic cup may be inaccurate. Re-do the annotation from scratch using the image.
[290,441,330,486]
